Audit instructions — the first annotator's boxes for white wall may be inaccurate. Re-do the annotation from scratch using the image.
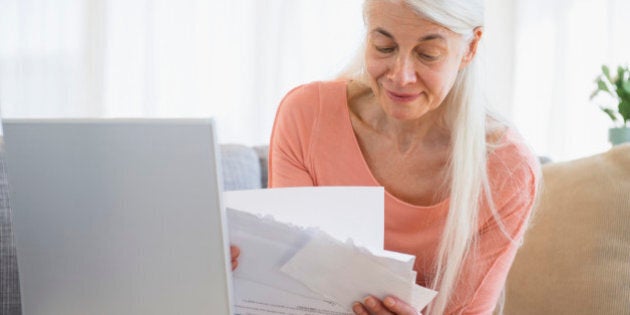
[2,0,628,160]
[0,0,365,146]
[482,0,516,117]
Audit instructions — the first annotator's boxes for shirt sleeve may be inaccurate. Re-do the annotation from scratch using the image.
[448,151,541,315]
[268,83,321,188]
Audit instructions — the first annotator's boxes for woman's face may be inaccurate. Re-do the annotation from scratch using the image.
[364,1,481,122]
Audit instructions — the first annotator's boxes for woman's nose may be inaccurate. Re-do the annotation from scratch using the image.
[388,55,417,86]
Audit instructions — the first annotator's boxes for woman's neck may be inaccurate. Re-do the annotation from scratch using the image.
[347,81,450,154]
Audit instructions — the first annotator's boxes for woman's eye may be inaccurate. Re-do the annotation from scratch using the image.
[418,52,439,61]
[375,46,395,54]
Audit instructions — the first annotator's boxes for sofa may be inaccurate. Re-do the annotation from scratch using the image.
[1,143,628,314]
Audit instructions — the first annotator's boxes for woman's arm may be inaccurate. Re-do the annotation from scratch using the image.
[449,159,540,314]
[268,84,321,188]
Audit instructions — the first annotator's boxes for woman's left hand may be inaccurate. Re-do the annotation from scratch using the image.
[352,295,419,315]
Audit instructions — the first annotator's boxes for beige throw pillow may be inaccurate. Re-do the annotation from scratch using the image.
[504,144,630,314]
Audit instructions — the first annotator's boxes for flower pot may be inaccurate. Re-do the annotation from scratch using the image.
[609,127,630,145]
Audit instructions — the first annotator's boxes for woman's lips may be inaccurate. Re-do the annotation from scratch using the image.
[385,90,421,103]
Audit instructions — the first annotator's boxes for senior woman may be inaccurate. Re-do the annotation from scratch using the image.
[234,0,540,314]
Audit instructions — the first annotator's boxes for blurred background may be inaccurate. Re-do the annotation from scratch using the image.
[0,0,629,161]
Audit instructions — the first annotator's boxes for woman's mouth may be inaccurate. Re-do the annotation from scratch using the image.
[385,90,421,103]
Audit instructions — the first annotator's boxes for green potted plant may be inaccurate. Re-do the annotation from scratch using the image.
[591,64,630,145]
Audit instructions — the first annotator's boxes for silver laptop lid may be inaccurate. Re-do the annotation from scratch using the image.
[3,119,233,315]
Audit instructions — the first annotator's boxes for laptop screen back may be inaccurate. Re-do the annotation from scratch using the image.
[3,119,233,315]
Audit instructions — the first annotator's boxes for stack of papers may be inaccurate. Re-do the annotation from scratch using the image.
[224,187,437,314]
[280,229,437,311]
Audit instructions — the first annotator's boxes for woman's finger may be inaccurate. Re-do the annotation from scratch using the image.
[361,296,394,315]
[382,296,419,315]
[352,302,369,315]
[230,245,240,260]
[230,245,240,271]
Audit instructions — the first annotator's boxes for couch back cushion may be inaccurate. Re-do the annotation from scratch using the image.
[504,144,630,314]
[0,149,22,315]
[220,144,262,191]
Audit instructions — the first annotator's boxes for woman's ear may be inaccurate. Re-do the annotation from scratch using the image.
[459,27,483,69]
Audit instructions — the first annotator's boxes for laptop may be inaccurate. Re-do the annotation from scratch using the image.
[2,119,234,315]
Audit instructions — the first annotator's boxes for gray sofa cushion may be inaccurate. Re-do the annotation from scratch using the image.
[253,145,269,188]
[0,150,21,315]
[220,144,262,191]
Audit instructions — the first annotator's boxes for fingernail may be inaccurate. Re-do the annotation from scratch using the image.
[365,297,376,307]
[384,297,395,307]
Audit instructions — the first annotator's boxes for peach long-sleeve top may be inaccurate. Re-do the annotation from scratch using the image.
[268,81,540,314]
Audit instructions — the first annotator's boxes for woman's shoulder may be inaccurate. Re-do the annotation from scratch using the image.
[271,80,350,147]
[279,80,346,106]
[278,81,321,110]
[491,128,538,167]
[487,124,541,198]
[485,114,538,168]
[275,80,346,119]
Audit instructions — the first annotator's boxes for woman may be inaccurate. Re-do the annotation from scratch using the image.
[234,0,540,314]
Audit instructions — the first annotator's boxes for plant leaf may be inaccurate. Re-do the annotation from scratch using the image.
[590,89,600,100]
[617,66,626,88]
[623,80,630,94]
[601,107,619,122]
[619,100,630,122]
[602,65,611,81]
[597,77,611,94]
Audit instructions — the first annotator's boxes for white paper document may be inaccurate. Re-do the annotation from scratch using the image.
[224,186,384,249]
[232,278,351,315]
[280,230,438,311]
[224,187,437,314]
[227,207,321,299]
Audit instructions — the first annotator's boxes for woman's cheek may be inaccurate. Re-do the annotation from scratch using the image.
[420,68,453,100]
[366,58,390,84]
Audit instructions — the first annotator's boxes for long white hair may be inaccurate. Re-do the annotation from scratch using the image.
[340,1,508,314]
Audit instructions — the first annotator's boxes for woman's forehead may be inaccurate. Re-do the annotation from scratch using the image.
[365,1,452,36]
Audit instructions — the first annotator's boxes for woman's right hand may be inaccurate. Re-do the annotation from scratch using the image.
[230,245,240,271]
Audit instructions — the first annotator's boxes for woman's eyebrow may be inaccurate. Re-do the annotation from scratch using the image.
[371,27,446,42]
[372,27,394,39]
[418,34,446,42]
